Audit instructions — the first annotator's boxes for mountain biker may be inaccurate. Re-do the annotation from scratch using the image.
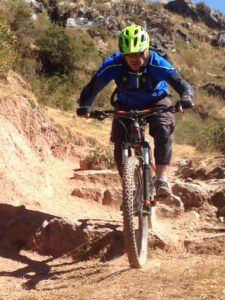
[77,24,194,198]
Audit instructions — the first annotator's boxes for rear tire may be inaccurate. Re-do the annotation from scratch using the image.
[122,157,149,268]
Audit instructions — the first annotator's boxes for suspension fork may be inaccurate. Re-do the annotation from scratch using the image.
[122,141,152,200]
[143,141,151,202]
[122,142,130,164]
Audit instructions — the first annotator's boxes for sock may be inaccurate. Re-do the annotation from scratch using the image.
[157,175,168,182]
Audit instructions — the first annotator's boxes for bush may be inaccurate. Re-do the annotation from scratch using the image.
[67,29,100,64]
[37,24,77,75]
[87,146,115,169]
[0,17,17,76]
[9,0,35,57]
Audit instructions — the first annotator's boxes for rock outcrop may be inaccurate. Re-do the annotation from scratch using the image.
[167,0,225,30]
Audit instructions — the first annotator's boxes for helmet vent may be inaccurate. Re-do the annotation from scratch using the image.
[119,24,150,54]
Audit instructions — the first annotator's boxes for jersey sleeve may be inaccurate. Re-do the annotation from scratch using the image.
[149,51,177,81]
[95,51,123,84]
[78,52,122,107]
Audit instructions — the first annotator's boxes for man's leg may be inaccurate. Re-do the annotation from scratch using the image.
[150,124,173,197]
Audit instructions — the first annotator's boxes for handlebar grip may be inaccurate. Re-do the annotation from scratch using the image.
[90,110,107,120]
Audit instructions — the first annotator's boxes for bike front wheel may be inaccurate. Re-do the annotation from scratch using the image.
[122,156,149,268]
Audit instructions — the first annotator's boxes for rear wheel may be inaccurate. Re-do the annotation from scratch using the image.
[122,156,149,268]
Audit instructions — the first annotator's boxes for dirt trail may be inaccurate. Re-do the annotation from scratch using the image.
[0,150,225,300]
[0,245,225,299]
[0,70,224,298]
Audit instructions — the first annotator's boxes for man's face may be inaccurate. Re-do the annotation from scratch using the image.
[123,50,149,71]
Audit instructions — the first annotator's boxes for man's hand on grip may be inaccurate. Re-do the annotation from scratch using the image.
[76,106,91,118]
[176,94,194,112]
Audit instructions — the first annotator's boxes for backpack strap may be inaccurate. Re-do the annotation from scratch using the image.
[115,62,130,90]
[115,61,153,92]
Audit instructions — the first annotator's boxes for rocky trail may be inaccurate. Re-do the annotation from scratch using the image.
[0,71,225,299]
[0,150,225,300]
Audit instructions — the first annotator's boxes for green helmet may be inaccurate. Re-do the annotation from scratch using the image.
[119,24,150,54]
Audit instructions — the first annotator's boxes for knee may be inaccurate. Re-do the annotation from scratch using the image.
[151,125,173,145]
[151,125,173,165]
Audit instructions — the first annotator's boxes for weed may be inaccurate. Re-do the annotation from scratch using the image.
[87,146,115,170]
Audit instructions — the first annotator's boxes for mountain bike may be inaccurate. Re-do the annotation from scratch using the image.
[89,106,176,268]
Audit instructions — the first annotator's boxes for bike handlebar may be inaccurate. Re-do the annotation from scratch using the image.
[89,106,177,121]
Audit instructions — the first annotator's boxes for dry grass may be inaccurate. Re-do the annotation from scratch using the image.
[47,107,113,148]
[168,13,225,85]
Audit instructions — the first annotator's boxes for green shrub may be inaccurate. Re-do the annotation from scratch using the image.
[37,24,77,75]
[0,17,17,76]
[67,29,100,65]
[9,0,35,57]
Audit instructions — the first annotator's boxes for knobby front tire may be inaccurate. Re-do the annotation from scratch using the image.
[122,157,149,268]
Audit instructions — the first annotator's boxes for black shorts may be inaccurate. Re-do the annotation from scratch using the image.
[110,97,175,143]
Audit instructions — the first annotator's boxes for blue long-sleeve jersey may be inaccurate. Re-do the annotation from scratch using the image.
[79,50,193,109]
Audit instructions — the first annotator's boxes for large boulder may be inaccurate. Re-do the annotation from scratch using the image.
[210,188,225,209]
[167,0,198,21]
[7,215,124,259]
[172,182,209,209]
[167,0,225,30]
[212,31,225,47]
[175,159,194,179]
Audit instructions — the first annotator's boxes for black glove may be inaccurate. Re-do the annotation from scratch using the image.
[176,98,193,111]
[76,106,92,116]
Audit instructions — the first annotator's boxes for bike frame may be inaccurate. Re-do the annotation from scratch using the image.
[89,105,176,205]
[120,116,153,204]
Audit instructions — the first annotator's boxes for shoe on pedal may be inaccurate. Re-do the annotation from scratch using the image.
[155,179,171,199]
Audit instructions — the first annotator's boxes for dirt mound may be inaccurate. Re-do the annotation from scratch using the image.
[0,71,82,205]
